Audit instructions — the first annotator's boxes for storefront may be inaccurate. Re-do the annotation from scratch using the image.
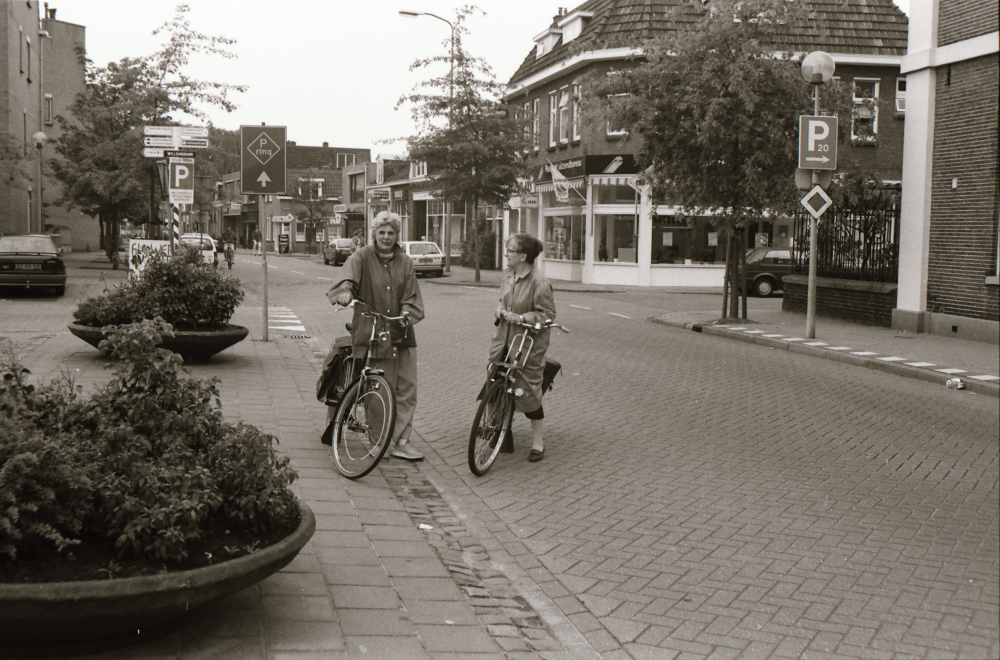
[505,155,725,287]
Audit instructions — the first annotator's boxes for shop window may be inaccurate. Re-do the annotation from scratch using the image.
[595,214,637,262]
[545,214,584,261]
[852,78,879,145]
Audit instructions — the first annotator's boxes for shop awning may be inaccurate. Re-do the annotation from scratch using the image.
[590,175,635,186]
[534,178,585,193]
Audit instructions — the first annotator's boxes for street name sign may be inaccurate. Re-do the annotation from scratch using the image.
[798,116,837,170]
[143,126,174,136]
[143,148,165,158]
[141,126,210,157]
[800,184,833,220]
[168,157,195,205]
[240,125,286,195]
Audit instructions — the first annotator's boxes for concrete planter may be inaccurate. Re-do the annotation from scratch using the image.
[0,500,315,658]
[68,322,249,362]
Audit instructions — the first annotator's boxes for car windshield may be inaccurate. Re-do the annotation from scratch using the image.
[180,237,212,249]
[0,236,57,254]
[408,243,441,255]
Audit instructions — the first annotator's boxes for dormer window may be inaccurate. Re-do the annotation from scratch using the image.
[557,10,593,44]
[409,161,427,178]
[534,27,562,58]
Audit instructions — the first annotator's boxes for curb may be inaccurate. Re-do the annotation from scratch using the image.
[651,317,1000,398]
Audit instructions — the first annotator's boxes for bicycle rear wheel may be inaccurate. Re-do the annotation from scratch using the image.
[468,379,514,476]
[331,375,396,479]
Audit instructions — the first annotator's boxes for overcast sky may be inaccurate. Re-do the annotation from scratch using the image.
[51,0,910,156]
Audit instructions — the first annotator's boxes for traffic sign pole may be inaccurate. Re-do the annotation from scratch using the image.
[261,196,268,342]
[807,86,822,339]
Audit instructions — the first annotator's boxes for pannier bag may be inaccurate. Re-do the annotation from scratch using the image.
[316,335,354,406]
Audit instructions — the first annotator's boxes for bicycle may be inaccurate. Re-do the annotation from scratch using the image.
[327,299,410,479]
[468,319,569,476]
[224,242,235,270]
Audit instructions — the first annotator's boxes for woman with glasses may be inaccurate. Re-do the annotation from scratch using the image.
[490,233,557,462]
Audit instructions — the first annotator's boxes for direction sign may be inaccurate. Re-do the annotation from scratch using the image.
[177,126,209,138]
[798,116,837,170]
[180,138,209,148]
[168,157,195,205]
[143,126,174,136]
[240,125,286,195]
[144,137,174,147]
[800,184,833,220]
[143,148,165,158]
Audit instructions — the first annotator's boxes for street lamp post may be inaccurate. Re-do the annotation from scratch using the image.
[32,131,49,235]
[399,9,455,272]
[800,51,835,339]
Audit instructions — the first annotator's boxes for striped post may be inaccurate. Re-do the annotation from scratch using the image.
[171,204,181,249]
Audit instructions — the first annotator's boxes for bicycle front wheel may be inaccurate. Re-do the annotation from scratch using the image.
[468,379,514,476]
[331,375,396,479]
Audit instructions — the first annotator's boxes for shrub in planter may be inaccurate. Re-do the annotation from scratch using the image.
[73,247,244,330]
[0,319,299,580]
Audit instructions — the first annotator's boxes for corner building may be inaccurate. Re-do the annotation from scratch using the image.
[503,0,908,286]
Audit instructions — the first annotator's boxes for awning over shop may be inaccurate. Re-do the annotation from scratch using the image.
[590,175,635,186]
[535,178,585,193]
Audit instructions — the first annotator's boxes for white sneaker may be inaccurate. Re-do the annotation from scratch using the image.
[391,443,424,461]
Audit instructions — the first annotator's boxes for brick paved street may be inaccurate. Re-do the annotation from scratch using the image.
[2,256,997,659]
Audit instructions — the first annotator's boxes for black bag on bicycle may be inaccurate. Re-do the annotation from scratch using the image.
[316,335,354,407]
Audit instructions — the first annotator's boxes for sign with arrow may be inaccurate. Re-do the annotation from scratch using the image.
[240,125,286,194]
[798,116,837,171]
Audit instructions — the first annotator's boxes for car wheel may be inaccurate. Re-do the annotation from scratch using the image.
[754,278,775,297]
[435,269,444,277]
[323,254,329,265]
[54,286,65,296]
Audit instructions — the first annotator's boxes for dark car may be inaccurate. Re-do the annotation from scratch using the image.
[323,238,354,266]
[0,234,67,296]
[742,247,795,297]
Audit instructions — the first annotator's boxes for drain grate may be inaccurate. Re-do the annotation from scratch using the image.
[286,334,311,339]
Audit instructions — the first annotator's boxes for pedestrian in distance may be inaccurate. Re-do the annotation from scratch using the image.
[252,227,261,255]
[491,233,556,462]
[327,211,426,461]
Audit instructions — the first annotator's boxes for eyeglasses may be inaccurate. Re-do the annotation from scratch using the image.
[504,248,521,256]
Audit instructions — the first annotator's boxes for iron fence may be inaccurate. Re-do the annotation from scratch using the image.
[792,201,901,283]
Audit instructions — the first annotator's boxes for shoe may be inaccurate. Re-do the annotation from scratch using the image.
[528,448,544,462]
[391,444,424,461]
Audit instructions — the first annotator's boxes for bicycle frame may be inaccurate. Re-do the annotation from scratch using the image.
[336,299,409,408]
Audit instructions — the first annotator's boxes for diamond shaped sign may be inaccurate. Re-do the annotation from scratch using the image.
[800,185,833,220]
[240,125,286,194]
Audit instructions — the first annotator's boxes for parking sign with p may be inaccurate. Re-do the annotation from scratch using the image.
[168,157,195,204]
[798,115,838,171]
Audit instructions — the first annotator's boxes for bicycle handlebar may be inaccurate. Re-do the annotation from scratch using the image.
[336,298,410,323]
[512,319,570,334]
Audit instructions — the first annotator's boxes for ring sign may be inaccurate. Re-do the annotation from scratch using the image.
[240,125,287,195]
[798,116,838,171]
[168,157,195,205]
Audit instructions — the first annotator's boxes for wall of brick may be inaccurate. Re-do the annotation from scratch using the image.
[782,275,898,327]
[938,0,999,47]
[927,53,999,322]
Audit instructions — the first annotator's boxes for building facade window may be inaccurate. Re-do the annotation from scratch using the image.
[532,98,540,150]
[572,83,581,141]
[376,160,384,184]
[545,213,584,261]
[43,94,53,125]
[606,94,629,136]
[595,214,636,262]
[298,178,323,200]
[349,173,365,203]
[337,153,355,168]
[894,77,906,116]
[548,92,558,147]
[20,28,24,73]
[26,39,31,82]
[852,78,879,145]
[409,160,427,178]
[558,87,571,143]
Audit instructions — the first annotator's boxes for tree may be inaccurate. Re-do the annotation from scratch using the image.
[399,6,527,282]
[592,0,853,317]
[50,4,245,266]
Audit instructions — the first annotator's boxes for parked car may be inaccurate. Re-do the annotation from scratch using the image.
[401,241,444,277]
[178,233,218,268]
[0,234,67,296]
[742,247,795,297]
[323,238,354,266]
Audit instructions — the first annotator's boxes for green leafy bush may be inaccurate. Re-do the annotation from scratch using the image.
[460,223,498,270]
[73,247,244,330]
[0,319,299,568]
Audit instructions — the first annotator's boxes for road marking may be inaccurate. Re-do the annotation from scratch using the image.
[851,351,878,356]
[877,356,906,362]
[969,375,1000,381]
[608,312,630,319]
[743,330,765,334]
[291,270,304,275]
[762,334,784,338]
[905,362,935,367]
[727,327,747,331]
[317,277,332,281]
[570,304,591,310]
[827,346,852,351]
[782,337,805,342]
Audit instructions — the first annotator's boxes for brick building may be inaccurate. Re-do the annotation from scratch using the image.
[220,143,370,254]
[503,0,908,287]
[894,0,999,342]
[0,2,95,251]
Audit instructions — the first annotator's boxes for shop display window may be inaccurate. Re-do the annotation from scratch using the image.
[545,214,584,261]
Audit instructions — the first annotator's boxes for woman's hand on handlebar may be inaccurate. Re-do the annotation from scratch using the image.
[334,292,352,306]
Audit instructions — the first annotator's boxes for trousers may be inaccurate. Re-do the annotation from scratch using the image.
[371,347,417,444]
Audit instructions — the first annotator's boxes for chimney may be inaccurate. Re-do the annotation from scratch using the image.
[323,142,329,148]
